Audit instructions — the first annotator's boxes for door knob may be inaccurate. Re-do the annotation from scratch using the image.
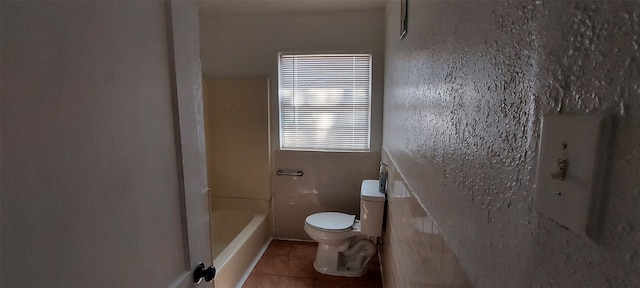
[193,263,216,284]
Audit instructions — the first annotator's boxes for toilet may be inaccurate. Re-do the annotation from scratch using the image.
[304,179,386,277]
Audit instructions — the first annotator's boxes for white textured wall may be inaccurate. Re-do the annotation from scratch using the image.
[383,1,640,287]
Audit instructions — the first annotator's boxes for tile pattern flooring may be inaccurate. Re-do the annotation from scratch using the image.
[241,240,383,288]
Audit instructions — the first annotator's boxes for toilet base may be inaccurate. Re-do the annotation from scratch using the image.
[313,258,368,277]
[311,239,375,277]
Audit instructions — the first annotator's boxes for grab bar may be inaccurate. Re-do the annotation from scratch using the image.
[277,170,304,177]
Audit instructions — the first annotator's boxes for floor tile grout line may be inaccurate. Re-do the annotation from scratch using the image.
[245,240,382,288]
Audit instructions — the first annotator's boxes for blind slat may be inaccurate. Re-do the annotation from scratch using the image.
[279,53,371,151]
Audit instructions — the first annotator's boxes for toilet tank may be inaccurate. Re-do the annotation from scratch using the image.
[360,180,386,237]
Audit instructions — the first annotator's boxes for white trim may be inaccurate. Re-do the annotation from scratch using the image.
[235,238,272,288]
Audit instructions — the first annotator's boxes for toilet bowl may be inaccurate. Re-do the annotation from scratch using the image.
[304,180,385,277]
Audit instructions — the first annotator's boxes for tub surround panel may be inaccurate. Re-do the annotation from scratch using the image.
[211,196,270,216]
[384,0,640,287]
[203,78,270,201]
[273,150,380,240]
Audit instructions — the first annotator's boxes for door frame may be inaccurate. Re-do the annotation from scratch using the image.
[166,1,213,287]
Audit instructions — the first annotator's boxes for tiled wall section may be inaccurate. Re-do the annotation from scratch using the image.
[273,150,380,240]
[381,150,471,288]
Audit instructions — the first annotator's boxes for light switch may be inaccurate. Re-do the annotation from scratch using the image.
[534,114,611,239]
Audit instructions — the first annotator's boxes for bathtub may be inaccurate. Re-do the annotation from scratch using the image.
[211,210,269,288]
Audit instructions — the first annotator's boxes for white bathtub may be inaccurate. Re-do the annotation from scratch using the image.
[211,210,269,288]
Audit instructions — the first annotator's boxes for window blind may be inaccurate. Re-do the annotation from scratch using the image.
[279,53,371,152]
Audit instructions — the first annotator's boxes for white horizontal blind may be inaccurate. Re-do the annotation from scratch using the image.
[279,53,371,151]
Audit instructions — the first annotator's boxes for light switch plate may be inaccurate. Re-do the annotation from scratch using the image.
[534,114,610,238]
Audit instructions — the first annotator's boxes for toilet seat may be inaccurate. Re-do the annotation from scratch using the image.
[305,212,355,232]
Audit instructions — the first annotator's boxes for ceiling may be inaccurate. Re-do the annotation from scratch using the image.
[198,0,387,15]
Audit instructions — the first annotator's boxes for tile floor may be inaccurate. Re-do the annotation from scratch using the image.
[241,240,383,288]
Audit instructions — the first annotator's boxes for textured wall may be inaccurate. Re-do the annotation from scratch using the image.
[383,1,640,287]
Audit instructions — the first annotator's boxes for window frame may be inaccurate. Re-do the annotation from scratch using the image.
[277,52,373,152]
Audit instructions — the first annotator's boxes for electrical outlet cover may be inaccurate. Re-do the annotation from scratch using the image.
[534,114,610,238]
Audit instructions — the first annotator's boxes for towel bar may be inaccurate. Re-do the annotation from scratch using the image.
[276,170,304,177]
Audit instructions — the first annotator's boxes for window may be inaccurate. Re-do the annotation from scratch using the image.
[278,53,372,152]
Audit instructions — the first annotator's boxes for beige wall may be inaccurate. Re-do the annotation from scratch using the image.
[381,150,471,287]
[199,9,385,239]
[273,150,379,239]
[199,9,385,152]
[203,78,270,201]
[383,0,640,287]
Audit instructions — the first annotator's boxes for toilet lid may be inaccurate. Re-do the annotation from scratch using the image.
[306,212,356,231]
